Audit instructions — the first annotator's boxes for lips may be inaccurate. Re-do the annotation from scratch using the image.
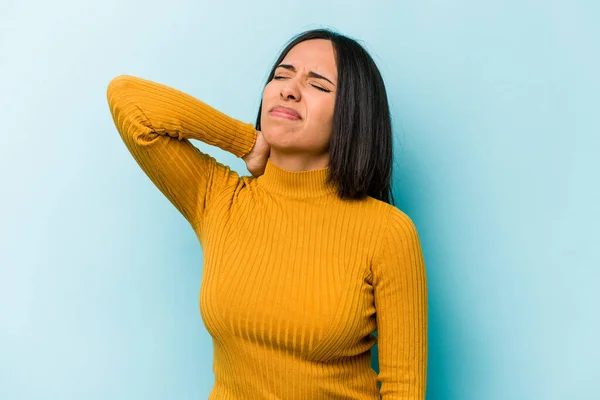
[270,106,301,120]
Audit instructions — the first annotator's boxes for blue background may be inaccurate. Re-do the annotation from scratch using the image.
[1,0,598,399]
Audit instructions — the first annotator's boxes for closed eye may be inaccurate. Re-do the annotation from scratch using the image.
[273,76,331,93]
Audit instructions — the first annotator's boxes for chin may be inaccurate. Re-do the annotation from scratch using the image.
[264,125,300,141]
[263,131,299,151]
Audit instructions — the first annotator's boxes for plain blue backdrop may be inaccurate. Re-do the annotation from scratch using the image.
[0,0,598,399]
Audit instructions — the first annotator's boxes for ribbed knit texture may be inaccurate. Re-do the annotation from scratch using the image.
[106,75,428,399]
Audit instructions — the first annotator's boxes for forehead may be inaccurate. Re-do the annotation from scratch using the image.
[281,39,337,76]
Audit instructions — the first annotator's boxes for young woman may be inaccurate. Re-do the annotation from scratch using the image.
[107,28,428,399]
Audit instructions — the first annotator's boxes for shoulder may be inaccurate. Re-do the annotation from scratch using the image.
[351,196,421,251]
[367,198,423,270]
[363,197,419,239]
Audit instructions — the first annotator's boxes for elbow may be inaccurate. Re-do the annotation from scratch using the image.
[106,74,136,104]
[106,75,149,143]
[106,75,147,126]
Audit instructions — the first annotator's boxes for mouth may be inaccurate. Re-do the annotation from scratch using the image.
[270,107,301,120]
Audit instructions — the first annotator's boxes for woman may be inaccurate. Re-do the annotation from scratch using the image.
[107,28,427,399]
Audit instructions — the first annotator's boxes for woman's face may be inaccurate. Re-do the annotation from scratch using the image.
[260,39,337,158]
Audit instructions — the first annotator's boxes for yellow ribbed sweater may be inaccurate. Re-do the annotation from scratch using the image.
[106,75,428,399]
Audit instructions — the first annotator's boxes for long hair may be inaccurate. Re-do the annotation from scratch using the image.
[255,28,395,205]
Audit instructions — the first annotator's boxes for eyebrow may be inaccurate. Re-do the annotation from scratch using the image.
[275,64,336,86]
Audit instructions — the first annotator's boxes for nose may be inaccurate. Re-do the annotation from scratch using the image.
[280,78,300,101]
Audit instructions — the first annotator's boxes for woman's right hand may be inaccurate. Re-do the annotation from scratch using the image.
[242,130,271,177]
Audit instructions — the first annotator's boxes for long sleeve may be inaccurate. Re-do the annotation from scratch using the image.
[106,74,257,230]
[372,209,428,399]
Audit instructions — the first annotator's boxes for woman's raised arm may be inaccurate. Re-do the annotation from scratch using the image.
[106,75,257,231]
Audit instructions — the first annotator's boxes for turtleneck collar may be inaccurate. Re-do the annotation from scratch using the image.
[255,158,338,199]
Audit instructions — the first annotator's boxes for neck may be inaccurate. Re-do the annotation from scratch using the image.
[268,150,330,172]
[255,158,338,199]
